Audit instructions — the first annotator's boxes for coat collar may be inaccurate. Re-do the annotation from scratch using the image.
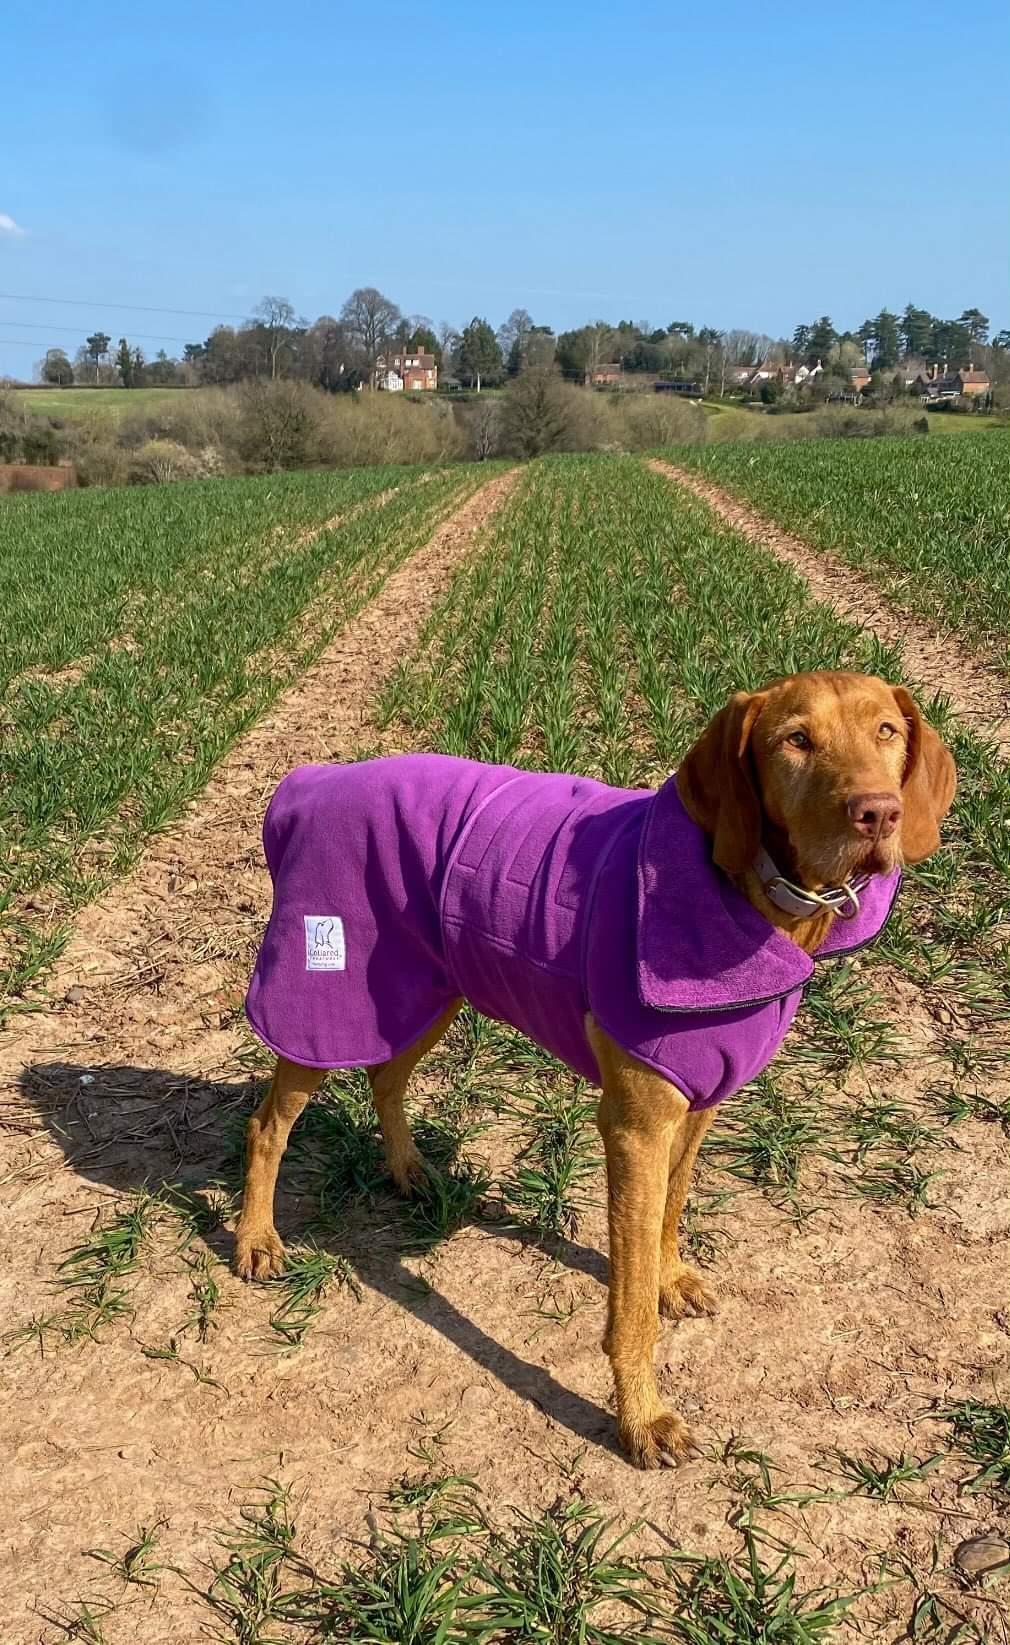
[635,774,900,1014]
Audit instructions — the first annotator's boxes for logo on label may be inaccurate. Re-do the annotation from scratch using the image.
[304,915,346,972]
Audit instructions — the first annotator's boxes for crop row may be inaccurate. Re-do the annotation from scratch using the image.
[1,463,481,1007]
[673,431,1010,661]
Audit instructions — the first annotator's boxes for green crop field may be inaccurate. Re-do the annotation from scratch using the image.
[675,431,1010,657]
[0,461,486,1002]
[10,385,194,420]
[4,451,1009,1642]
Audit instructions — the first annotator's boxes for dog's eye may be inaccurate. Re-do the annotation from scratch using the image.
[878,723,898,740]
[786,730,812,750]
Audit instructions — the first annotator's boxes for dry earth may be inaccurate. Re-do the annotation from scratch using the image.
[2,460,1008,1642]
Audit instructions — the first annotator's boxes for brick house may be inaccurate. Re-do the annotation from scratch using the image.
[589,363,623,386]
[914,363,991,404]
[376,348,438,391]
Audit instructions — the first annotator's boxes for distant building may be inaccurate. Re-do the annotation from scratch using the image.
[654,378,703,398]
[848,365,872,394]
[914,362,991,404]
[740,359,823,393]
[589,363,623,386]
[376,348,438,391]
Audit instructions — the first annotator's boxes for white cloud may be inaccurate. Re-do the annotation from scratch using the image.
[0,213,26,236]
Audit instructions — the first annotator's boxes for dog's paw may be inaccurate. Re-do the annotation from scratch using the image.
[619,1409,695,1470]
[388,1145,433,1197]
[234,1223,286,1281]
[659,1264,718,1321]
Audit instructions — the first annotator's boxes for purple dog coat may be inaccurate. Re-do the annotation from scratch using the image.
[246,755,899,1109]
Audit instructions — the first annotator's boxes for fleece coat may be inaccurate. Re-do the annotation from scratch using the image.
[246,755,900,1108]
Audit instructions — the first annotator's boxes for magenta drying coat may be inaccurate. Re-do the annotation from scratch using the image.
[245,754,900,1108]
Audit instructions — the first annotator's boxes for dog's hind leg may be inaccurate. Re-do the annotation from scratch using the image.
[658,1108,717,1321]
[235,1057,325,1280]
[587,1016,694,1470]
[368,1001,462,1194]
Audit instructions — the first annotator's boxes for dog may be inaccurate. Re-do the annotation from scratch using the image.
[235,671,955,1468]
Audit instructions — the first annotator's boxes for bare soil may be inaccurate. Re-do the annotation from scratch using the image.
[2,459,1008,1642]
[650,459,1010,754]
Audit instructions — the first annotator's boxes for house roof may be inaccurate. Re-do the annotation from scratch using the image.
[957,369,989,384]
[379,350,436,369]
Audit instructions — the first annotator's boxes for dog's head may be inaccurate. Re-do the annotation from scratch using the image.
[676,671,956,887]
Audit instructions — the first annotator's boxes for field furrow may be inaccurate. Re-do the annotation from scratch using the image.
[674,431,1010,668]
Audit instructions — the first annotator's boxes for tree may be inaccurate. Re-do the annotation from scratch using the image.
[869,309,900,368]
[667,320,695,338]
[957,308,989,346]
[931,316,972,365]
[723,329,767,366]
[792,324,812,360]
[438,321,460,363]
[994,330,1010,351]
[900,303,933,359]
[85,331,111,384]
[807,316,837,362]
[339,287,401,384]
[41,348,73,385]
[253,295,297,379]
[525,326,556,370]
[457,317,503,390]
[555,321,618,381]
[498,308,534,373]
[304,316,363,392]
[116,337,136,387]
[696,326,723,395]
[502,366,568,457]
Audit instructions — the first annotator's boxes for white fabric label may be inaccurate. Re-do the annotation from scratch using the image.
[304,915,346,972]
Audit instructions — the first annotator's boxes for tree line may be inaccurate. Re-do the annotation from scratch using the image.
[35,288,1009,394]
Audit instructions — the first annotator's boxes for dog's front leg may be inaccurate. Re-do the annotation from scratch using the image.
[659,1108,718,1320]
[234,1057,324,1280]
[587,1018,694,1469]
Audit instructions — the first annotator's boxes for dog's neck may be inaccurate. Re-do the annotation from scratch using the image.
[740,826,836,955]
[738,867,835,955]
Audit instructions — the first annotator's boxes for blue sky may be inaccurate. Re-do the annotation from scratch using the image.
[2,0,1008,379]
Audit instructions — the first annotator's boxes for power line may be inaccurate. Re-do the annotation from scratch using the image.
[0,318,195,345]
[0,290,248,321]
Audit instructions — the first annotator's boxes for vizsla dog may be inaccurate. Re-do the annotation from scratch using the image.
[236,672,955,1467]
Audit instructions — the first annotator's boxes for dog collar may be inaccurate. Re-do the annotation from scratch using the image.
[753,846,869,920]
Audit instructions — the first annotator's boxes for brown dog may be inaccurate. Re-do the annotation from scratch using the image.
[235,672,955,1467]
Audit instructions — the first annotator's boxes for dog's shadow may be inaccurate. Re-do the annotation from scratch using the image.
[21,1059,618,1455]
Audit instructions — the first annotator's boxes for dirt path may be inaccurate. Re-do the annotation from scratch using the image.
[649,458,1010,753]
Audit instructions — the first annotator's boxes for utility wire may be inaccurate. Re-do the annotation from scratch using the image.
[0,290,247,321]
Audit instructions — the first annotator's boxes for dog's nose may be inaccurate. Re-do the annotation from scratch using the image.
[847,791,903,839]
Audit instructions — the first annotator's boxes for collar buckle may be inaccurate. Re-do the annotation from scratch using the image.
[754,847,869,921]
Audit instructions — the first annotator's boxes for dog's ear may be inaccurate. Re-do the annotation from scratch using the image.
[890,686,957,863]
[676,691,768,875]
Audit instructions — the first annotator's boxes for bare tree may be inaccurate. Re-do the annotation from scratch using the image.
[253,296,297,380]
[497,307,534,368]
[438,321,461,371]
[723,329,769,365]
[340,287,402,385]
